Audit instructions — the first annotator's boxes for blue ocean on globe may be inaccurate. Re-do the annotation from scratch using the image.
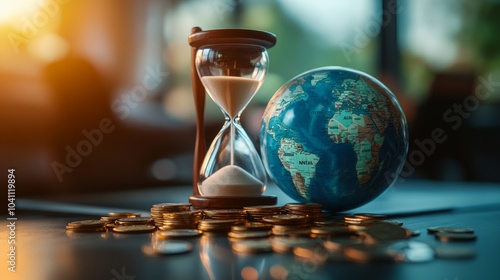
[260,67,408,211]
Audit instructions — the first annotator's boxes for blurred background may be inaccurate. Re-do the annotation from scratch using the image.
[1,0,499,196]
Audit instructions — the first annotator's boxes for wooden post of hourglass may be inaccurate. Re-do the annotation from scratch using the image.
[188,27,277,209]
[190,26,205,197]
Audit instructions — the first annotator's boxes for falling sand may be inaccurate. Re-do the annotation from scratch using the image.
[200,165,264,196]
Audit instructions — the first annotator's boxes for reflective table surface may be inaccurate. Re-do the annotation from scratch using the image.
[3,180,500,280]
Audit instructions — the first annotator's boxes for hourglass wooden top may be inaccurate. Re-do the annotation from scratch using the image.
[188,27,276,49]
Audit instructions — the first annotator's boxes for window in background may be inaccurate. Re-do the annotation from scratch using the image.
[162,0,381,128]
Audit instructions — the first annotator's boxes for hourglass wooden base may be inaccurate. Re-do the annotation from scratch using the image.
[189,195,277,210]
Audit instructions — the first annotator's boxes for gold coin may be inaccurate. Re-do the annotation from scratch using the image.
[231,223,273,232]
[67,220,106,228]
[427,226,474,234]
[113,225,156,233]
[363,223,410,243]
[116,217,153,226]
[380,220,403,226]
[262,214,308,225]
[100,216,121,223]
[108,212,141,218]
[310,226,354,236]
[353,213,388,220]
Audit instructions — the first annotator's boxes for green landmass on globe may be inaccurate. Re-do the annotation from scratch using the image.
[260,67,408,211]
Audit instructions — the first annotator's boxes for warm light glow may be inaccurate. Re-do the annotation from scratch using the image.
[0,0,47,24]
[28,32,69,62]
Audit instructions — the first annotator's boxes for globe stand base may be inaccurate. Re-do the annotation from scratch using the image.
[189,195,277,209]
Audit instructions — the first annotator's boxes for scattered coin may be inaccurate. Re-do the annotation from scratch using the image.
[380,220,404,226]
[363,223,410,243]
[427,226,475,234]
[113,225,156,233]
[65,205,480,265]
[409,230,421,237]
[100,216,121,223]
[67,220,106,228]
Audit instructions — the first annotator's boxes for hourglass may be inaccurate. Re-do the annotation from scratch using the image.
[188,27,277,209]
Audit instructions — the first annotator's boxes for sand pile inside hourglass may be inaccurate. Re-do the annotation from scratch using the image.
[200,165,264,196]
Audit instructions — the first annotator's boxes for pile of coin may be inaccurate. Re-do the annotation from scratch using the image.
[203,209,246,220]
[198,219,238,233]
[158,211,203,230]
[150,203,192,227]
[285,203,325,222]
[64,202,478,261]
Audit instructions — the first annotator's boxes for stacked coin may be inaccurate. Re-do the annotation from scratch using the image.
[271,224,311,237]
[157,211,202,230]
[198,219,238,233]
[150,203,192,227]
[244,205,285,221]
[203,209,246,220]
[228,222,273,240]
[285,203,325,222]
[66,220,106,233]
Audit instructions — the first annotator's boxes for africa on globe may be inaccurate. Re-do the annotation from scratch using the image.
[260,67,408,211]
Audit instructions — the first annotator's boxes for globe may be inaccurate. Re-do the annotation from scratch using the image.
[260,67,408,211]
